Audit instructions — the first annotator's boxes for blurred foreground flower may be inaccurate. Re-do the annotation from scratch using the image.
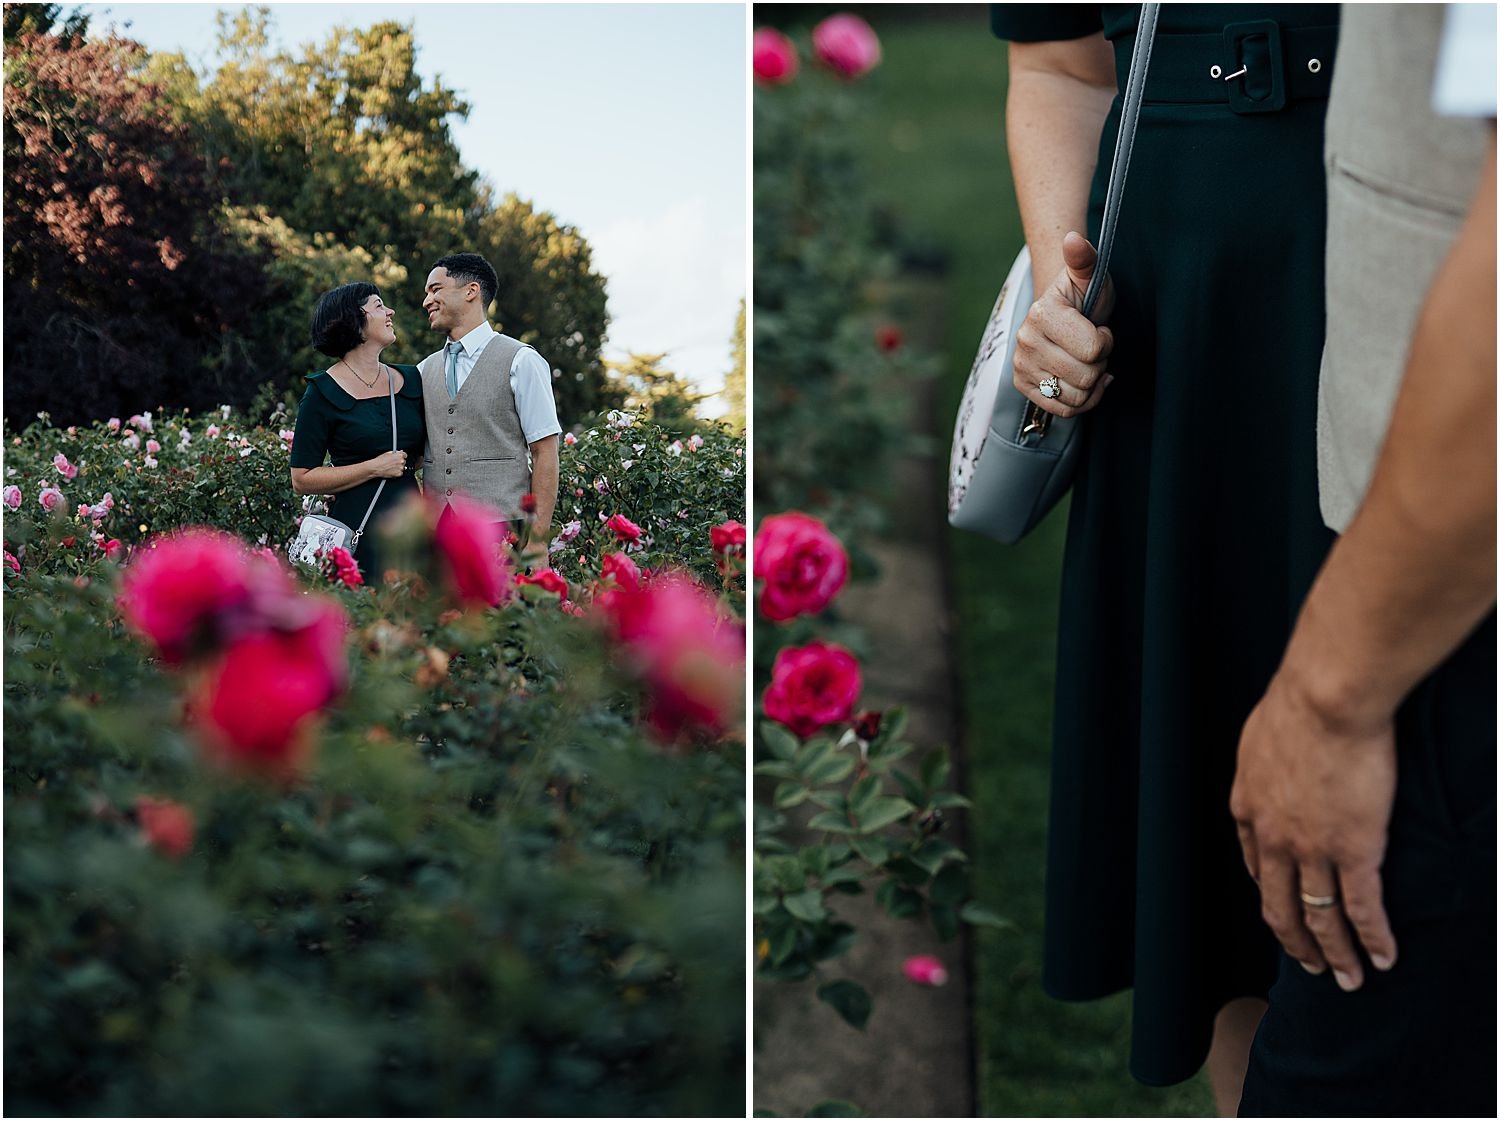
[875,324,904,352]
[761,640,861,739]
[753,512,849,621]
[753,27,799,84]
[599,572,744,743]
[515,568,568,598]
[903,954,949,987]
[812,13,881,79]
[433,494,510,607]
[135,796,195,860]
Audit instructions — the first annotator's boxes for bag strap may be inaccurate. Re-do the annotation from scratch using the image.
[1082,1,1159,319]
[350,366,399,550]
[1022,3,1159,444]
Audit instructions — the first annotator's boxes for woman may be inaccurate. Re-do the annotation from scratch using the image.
[291,282,426,577]
[992,5,1340,1113]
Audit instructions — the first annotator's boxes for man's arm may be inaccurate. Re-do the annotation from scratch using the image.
[525,434,560,554]
[1231,136,1497,992]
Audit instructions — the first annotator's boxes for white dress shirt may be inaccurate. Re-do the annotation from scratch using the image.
[1433,4,1497,118]
[441,321,563,445]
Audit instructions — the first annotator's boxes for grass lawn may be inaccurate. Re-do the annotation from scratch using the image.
[832,9,1215,1115]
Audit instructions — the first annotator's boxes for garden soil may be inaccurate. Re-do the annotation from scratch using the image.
[754,278,975,1118]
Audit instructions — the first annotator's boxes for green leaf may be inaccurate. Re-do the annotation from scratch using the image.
[960,901,1015,930]
[930,863,967,907]
[930,791,973,810]
[919,748,951,793]
[846,774,881,817]
[910,838,964,874]
[806,810,856,834]
[760,720,800,759]
[892,769,924,806]
[848,834,890,866]
[875,880,924,920]
[820,863,865,888]
[753,760,799,779]
[816,980,872,1031]
[782,889,826,923]
[930,901,960,943]
[774,782,810,809]
[884,857,931,887]
[855,796,916,834]
[769,920,800,966]
[803,752,855,786]
[807,1101,864,1117]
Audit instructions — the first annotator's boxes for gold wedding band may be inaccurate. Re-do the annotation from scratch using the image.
[1300,892,1339,909]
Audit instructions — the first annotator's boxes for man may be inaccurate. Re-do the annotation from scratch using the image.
[1231,6,1495,1114]
[420,252,561,561]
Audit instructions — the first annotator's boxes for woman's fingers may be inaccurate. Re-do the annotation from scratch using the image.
[1014,313,1112,417]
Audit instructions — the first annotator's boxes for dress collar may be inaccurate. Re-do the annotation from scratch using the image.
[309,364,421,411]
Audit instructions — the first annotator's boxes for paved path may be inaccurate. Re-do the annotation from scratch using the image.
[754,282,974,1118]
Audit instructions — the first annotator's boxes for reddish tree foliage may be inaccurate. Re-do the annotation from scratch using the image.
[3,29,269,425]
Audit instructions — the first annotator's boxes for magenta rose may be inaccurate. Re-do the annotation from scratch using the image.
[515,568,569,597]
[433,494,510,607]
[601,551,643,590]
[812,13,881,79]
[753,27,799,84]
[753,512,849,621]
[606,513,644,543]
[761,640,862,739]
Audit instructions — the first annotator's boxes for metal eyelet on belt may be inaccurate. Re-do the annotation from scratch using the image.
[1307,58,1322,73]
[1211,64,1223,78]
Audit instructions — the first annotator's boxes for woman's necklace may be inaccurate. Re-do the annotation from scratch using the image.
[340,359,383,390]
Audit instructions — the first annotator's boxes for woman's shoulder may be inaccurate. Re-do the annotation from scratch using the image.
[302,369,356,411]
[392,363,423,398]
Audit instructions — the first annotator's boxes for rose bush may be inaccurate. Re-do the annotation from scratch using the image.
[3,408,746,1116]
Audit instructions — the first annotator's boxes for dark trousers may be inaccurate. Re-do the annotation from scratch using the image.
[1239,615,1497,1117]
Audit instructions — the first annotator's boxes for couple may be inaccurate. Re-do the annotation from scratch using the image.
[288,253,561,576]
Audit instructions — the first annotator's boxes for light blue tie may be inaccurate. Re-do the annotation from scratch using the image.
[445,340,463,399]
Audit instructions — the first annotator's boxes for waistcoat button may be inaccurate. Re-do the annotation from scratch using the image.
[446,447,453,454]
[445,468,452,474]
[448,406,455,414]
[447,427,454,435]
[445,488,452,496]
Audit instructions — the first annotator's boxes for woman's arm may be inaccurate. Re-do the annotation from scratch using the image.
[1005,35,1120,418]
[291,452,406,497]
[1007,36,1116,285]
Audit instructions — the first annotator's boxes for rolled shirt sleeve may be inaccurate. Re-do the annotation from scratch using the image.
[1432,3,1497,118]
[510,348,562,445]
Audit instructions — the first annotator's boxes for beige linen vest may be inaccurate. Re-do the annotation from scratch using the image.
[421,333,532,520]
[1317,5,1489,531]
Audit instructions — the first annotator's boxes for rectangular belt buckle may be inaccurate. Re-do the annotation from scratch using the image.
[1224,19,1286,114]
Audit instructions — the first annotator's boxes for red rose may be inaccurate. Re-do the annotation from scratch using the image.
[136,796,195,860]
[102,539,126,561]
[198,597,348,773]
[433,495,510,607]
[812,13,881,79]
[753,27,799,84]
[601,550,642,590]
[753,512,849,622]
[762,641,862,739]
[711,520,747,555]
[606,513,644,543]
[852,709,883,743]
[875,324,904,352]
[118,529,270,663]
[520,492,538,514]
[515,568,568,597]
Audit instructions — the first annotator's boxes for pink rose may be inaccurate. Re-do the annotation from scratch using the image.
[563,432,578,446]
[812,13,881,79]
[107,418,121,432]
[599,571,744,742]
[555,519,582,545]
[100,492,114,511]
[903,954,949,987]
[205,425,220,438]
[433,494,510,607]
[515,568,569,597]
[103,539,126,562]
[606,513,643,543]
[38,487,64,512]
[761,641,862,739]
[52,453,78,479]
[711,520,746,556]
[121,433,140,450]
[198,597,347,773]
[3,551,19,574]
[136,796,195,860]
[145,439,161,454]
[76,502,93,519]
[117,528,278,664]
[753,512,849,621]
[3,485,21,510]
[753,27,799,84]
[325,546,362,588]
[601,550,642,591]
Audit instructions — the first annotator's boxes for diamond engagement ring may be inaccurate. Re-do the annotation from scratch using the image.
[1039,376,1061,399]
[1300,892,1339,908]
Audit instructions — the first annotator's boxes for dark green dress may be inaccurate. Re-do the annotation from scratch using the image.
[991,5,1341,1087]
[290,364,426,576]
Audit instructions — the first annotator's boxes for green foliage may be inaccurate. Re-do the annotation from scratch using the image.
[3,406,747,1116]
[722,299,747,432]
[605,353,713,439]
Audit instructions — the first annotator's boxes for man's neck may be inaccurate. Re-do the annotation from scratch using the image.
[449,317,489,344]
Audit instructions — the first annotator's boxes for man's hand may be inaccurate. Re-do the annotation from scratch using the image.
[1230,670,1399,991]
[1012,231,1116,419]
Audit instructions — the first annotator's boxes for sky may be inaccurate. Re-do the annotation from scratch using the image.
[95,3,748,405]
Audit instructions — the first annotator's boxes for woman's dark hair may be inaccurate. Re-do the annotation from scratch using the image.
[433,253,498,311]
[310,281,380,358]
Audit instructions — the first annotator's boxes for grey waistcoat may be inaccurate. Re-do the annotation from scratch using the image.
[421,333,532,520]
[1317,4,1489,532]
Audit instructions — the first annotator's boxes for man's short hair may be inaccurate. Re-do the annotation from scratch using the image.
[310,281,380,358]
[433,253,498,311]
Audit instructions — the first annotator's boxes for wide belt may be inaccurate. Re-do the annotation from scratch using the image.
[1114,21,1339,114]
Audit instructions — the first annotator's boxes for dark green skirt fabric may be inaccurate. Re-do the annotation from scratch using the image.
[1041,9,1341,1087]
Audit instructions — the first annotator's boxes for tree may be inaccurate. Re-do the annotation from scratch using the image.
[2,27,269,424]
[606,352,709,436]
[3,3,88,45]
[721,300,746,432]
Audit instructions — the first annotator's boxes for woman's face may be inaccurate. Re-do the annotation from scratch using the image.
[361,293,396,347]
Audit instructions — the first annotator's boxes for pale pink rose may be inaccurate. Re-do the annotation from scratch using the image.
[206,425,220,438]
[143,456,159,469]
[753,27,800,84]
[53,453,78,479]
[38,487,64,512]
[563,432,578,446]
[76,502,93,519]
[812,13,881,79]
[903,955,949,987]
[667,440,684,457]
[100,492,115,511]
[3,485,21,511]
[107,418,122,432]
[145,439,161,454]
[238,447,253,458]
[121,433,140,450]
[129,412,153,433]
[688,434,704,450]
[3,551,19,574]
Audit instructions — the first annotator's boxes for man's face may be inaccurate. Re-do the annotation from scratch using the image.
[422,267,473,335]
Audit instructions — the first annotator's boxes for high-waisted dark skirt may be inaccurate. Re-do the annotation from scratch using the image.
[1042,9,1341,1086]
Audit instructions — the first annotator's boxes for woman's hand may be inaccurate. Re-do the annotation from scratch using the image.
[1013,231,1116,418]
[370,450,408,479]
